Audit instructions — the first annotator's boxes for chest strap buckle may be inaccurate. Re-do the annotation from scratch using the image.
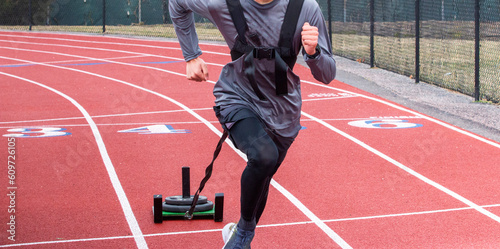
[253,47,276,60]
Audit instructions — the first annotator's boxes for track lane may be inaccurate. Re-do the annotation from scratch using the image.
[1,32,498,248]
[0,73,142,248]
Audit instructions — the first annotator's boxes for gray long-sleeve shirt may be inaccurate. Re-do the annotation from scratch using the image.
[169,0,336,137]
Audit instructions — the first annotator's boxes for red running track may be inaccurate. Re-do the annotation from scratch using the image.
[1,31,500,248]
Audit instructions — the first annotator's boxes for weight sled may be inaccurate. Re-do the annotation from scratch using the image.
[153,167,224,223]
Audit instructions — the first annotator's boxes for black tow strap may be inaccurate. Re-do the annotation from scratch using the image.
[185,130,229,219]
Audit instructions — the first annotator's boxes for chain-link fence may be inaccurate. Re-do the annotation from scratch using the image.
[317,0,500,103]
[1,0,499,103]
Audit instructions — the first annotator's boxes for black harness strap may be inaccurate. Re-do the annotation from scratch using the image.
[226,0,252,60]
[226,0,305,99]
[185,130,228,219]
[278,0,304,68]
[274,50,289,96]
[276,0,305,95]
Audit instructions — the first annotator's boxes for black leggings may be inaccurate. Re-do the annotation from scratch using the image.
[228,117,294,224]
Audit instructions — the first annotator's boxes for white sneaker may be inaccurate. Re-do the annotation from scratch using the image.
[222,222,254,249]
[222,222,237,246]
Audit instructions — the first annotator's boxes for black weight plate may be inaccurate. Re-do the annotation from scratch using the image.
[163,201,213,213]
[164,195,208,205]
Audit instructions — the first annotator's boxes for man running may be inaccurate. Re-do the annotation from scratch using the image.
[169,0,336,248]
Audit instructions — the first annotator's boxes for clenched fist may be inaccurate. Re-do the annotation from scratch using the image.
[186,57,209,82]
[301,22,319,56]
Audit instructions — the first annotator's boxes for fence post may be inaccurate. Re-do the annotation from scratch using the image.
[474,0,480,101]
[29,0,32,31]
[102,0,106,33]
[138,0,142,24]
[370,0,374,68]
[415,0,420,83]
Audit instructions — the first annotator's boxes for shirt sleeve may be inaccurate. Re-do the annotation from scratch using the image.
[302,0,337,84]
[169,0,213,61]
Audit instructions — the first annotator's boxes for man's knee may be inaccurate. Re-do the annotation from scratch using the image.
[246,140,279,176]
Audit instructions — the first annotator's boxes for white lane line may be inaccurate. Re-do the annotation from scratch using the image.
[0,44,224,80]
[3,202,499,248]
[323,203,500,223]
[0,107,214,125]
[0,122,220,129]
[0,32,229,55]
[0,30,228,47]
[302,111,500,224]
[0,235,138,248]
[0,55,147,67]
[0,50,352,248]
[0,39,227,67]
[302,95,359,102]
[0,71,148,249]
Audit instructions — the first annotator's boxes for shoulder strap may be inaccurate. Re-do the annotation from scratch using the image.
[274,0,305,95]
[226,0,252,60]
[278,0,305,68]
